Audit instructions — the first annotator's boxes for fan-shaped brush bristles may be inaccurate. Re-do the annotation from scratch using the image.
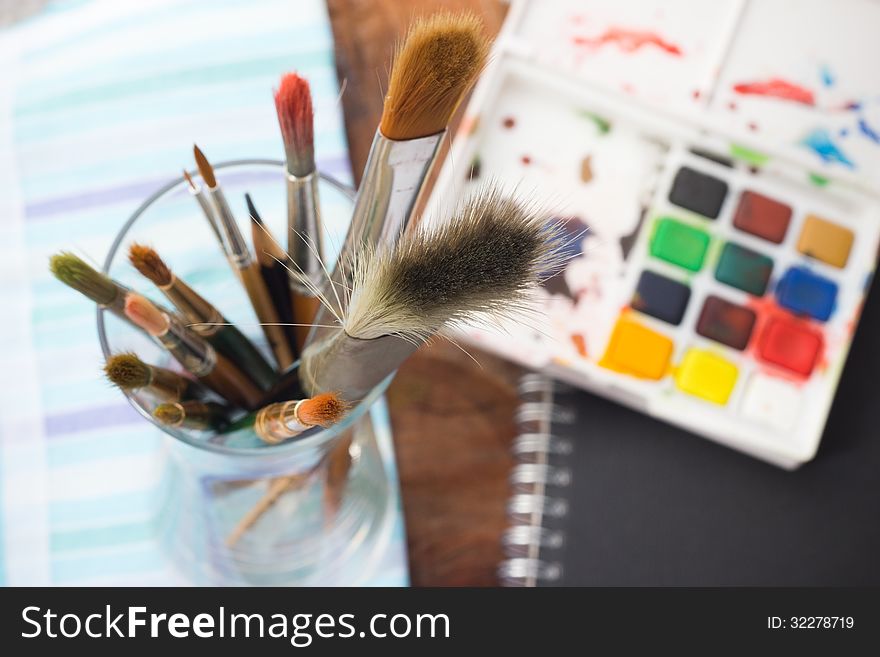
[343,185,567,342]
[379,11,490,140]
[128,243,172,287]
[104,352,151,389]
[274,73,315,176]
[124,293,169,336]
[298,392,348,428]
[49,252,118,305]
[154,403,184,426]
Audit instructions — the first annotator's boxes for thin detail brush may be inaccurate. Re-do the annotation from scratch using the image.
[193,145,294,370]
[301,186,566,402]
[183,169,226,251]
[274,74,324,352]
[128,243,277,391]
[124,293,263,410]
[104,352,210,402]
[246,195,299,356]
[274,73,323,281]
[154,400,232,431]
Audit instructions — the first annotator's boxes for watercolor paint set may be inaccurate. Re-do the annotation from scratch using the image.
[426,0,880,468]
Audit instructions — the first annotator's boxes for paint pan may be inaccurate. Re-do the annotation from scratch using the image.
[424,0,880,469]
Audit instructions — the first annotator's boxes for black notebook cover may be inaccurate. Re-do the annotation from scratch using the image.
[500,289,880,586]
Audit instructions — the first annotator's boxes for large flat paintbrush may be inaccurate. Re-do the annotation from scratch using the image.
[193,144,294,370]
[349,11,489,250]
[129,243,277,391]
[306,11,489,347]
[301,186,566,403]
[274,73,323,351]
[124,293,264,410]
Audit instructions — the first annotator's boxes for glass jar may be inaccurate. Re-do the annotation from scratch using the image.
[98,161,398,585]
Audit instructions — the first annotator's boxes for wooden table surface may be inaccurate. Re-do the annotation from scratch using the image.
[326,0,517,586]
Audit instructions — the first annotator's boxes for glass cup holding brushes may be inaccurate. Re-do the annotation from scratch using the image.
[89,160,400,586]
[46,12,568,586]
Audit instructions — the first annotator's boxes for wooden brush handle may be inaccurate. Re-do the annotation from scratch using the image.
[323,431,354,518]
[225,473,308,547]
[201,352,264,411]
[291,291,321,354]
[239,263,294,369]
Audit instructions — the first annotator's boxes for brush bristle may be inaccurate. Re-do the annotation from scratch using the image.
[343,185,567,342]
[193,144,216,188]
[298,392,348,427]
[124,293,169,337]
[247,194,286,266]
[183,169,198,191]
[154,403,184,426]
[245,193,263,226]
[104,352,151,389]
[380,11,490,140]
[274,73,315,176]
[128,243,172,287]
[49,252,119,305]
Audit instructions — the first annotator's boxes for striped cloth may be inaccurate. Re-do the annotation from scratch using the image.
[0,0,408,586]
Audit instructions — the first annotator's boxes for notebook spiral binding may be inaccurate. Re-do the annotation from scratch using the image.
[499,373,575,586]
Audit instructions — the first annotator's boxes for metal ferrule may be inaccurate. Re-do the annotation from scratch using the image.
[300,330,419,402]
[306,130,443,350]
[189,186,225,251]
[207,185,252,269]
[163,401,226,431]
[254,399,310,444]
[341,130,443,258]
[157,313,217,377]
[144,366,189,402]
[161,277,223,337]
[286,171,323,287]
[100,283,131,320]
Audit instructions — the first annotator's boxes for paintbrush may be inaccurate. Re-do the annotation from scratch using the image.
[193,144,294,370]
[124,293,263,410]
[274,73,323,349]
[50,252,147,330]
[225,473,310,547]
[154,400,232,431]
[253,392,348,444]
[245,194,298,357]
[334,13,488,260]
[128,243,277,391]
[225,392,348,546]
[306,11,489,347]
[182,169,225,251]
[301,186,566,403]
[224,393,348,436]
[104,352,210,402]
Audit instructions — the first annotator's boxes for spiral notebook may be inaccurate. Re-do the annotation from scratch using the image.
[499,367,880,587]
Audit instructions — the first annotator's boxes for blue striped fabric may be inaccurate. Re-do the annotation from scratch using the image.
[0,0,408,586]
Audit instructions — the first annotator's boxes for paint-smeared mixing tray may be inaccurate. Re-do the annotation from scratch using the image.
[426,0,880,468]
